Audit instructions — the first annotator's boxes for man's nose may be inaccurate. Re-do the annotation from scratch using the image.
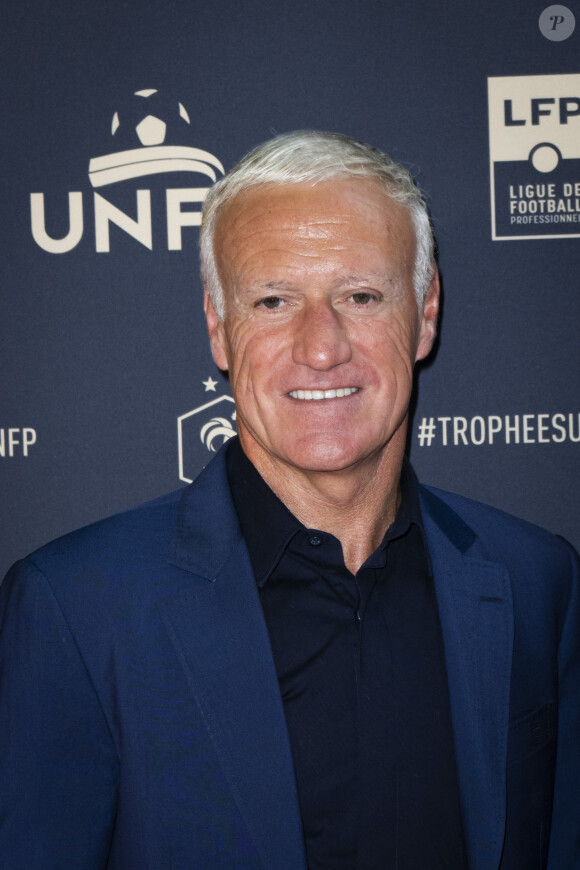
[292,301,352,370]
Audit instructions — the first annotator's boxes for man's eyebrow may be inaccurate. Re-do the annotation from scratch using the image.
[242,274,395,295]
[240,280,294,296]
[328,273,395,290]
[259,281,294,293]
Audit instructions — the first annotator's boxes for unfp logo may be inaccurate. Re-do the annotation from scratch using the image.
[30,89,224,253]
[488,74,580,240]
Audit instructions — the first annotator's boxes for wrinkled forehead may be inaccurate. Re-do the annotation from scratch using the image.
[213,178,416,277]
[216,176,411,226]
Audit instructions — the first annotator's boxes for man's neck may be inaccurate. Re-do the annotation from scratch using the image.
[239,433,406,575]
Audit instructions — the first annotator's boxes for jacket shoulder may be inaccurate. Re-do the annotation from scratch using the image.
[26,487,186,570]
[2,487,193,614]
[419,483,577,569]
[5,447,235,600]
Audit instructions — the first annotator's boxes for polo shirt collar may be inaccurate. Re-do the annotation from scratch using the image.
[225,437,431,586]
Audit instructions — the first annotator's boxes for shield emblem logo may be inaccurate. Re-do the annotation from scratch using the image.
[177,395,237,483]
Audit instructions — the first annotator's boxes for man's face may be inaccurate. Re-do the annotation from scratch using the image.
[205,178,439,477]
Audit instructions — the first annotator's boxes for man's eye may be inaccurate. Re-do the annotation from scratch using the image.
[258,296,284,309]
[350,292,378,305]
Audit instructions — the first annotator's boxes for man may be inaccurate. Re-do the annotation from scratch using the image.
[1,131,578,870]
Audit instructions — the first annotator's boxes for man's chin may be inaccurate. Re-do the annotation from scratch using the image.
[237,422,402,480]
[275,439,385,476]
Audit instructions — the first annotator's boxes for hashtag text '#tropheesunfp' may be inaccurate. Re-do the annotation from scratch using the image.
[417,414,580,447]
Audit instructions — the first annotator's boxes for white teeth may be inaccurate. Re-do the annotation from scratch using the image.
[289,387,359,400]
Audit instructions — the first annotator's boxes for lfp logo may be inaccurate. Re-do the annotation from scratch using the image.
[488,74,580,240]
[30,89,224,253]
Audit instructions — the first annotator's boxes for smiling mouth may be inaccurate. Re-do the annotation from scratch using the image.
[288,387,360,401]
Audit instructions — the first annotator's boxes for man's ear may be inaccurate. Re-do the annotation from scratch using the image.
[203,292,229,371]
[415,270,440,363]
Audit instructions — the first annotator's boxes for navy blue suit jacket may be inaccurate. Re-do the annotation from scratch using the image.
[1,445,579,869]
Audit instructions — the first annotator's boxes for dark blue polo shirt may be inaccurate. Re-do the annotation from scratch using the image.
[226,438,467,869]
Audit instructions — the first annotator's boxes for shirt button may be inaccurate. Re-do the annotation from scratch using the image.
[309,535,323,547]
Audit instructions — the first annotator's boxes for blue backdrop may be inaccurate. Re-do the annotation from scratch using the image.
[1,0,579,577]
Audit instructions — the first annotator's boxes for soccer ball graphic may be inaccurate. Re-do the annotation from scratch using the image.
[88,87,224,188]
[111,89,191,148]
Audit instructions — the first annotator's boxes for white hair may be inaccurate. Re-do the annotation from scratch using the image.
[200,131,435,318]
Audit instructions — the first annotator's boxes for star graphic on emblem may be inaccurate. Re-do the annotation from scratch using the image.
[203,376,218,392]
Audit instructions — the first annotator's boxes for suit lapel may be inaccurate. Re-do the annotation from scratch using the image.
[161,449,306,870]
[160,452,514,870]
[421,487,514,870]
